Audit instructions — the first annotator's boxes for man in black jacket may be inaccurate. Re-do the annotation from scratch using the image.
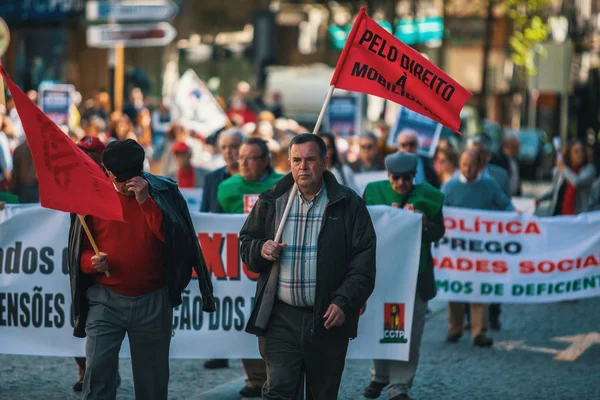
[240,134,377,400]
[200,128,244,213]
[68,139,215,400]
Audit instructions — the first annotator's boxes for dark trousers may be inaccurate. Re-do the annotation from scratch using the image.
[258,300,349,400]
[83,284,172,400]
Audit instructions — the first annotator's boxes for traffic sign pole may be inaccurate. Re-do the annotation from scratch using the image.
[114,44,125,113]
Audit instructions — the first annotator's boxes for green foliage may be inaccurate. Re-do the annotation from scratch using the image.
[505,0,555,76]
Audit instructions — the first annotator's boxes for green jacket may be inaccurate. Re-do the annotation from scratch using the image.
[217,170,283,214]
[364,180,445,301]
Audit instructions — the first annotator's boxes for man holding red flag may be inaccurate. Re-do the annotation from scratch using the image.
[0,65,214,400]
[68,139,215,400]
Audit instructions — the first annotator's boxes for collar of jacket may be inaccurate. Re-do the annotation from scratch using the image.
[261,170,346,204]
[143,172,171,192]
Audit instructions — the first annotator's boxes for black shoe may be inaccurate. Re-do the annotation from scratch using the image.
[473,334,494,347]
[490,319,501,331]
[239,384,262,398]
[204,359,229,369]
[390,394,412,400]
[363,381,388,399]
[446,333,462,343]
[73,380,83,392]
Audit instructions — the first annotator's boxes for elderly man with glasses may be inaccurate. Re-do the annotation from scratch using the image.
[362,151,445,400]
[396,130,439,188]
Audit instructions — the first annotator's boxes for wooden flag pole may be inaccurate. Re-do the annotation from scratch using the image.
[273,84,335,242]
[77,215,110,277]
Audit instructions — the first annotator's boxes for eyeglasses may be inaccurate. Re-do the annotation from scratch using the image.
[399,141,417,149]
[391,173,414,181]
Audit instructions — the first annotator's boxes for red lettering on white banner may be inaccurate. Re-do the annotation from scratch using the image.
[244,194,259,214]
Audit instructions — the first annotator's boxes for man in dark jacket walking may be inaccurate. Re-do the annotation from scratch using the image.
[239,133,377,400]
[68,139,215,400]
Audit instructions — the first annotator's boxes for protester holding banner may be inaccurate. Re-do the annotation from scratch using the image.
[362,151,445,400]
[396,130,439,187]
[68,139,215,400]
[467,134,511,198]
[217,137,283,214]
[240,133,377,399]
[535,139,596,216]
[318,132,359,193]
[217,136,282,397]
[465,134,513,328]
[441,150,514,347]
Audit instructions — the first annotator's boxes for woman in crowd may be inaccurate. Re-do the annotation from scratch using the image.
[433,145,459,185]
[318,132,359,193]
[535,139,597,215]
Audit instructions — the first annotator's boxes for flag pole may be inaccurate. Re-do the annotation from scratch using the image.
[77,215,110,277]
[274,84,335,242]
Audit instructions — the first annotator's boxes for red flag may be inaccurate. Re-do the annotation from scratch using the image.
[331,7,471,132]
[1,65,124,221]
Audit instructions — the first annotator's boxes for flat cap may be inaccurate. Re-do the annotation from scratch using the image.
[385,151,418,174]
[102,139,145,182]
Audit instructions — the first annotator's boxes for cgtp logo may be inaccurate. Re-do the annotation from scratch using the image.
[380,303,408,343]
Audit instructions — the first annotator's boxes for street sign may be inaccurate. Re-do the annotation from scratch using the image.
[0,17,10,57]
[86,22,177,48]
[86,0,179,22]
[38,83,75,128]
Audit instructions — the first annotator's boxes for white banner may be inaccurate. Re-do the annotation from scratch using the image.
[0,205,420,360]
[432,207,600,303]
[170,69,227,138]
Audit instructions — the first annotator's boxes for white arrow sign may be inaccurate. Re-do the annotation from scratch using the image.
[495,331,600,362]
[552,332,600,361]
[86,1,179,22]
[87,22,177,48]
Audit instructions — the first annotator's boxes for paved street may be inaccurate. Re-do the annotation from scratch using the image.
[1,296,599,399]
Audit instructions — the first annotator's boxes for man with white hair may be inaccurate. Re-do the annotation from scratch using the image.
[467,134,511,198]
[200,128,244,214]
[396,130,439,187]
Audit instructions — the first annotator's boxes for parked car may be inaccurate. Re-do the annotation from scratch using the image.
[506,128,555,180]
